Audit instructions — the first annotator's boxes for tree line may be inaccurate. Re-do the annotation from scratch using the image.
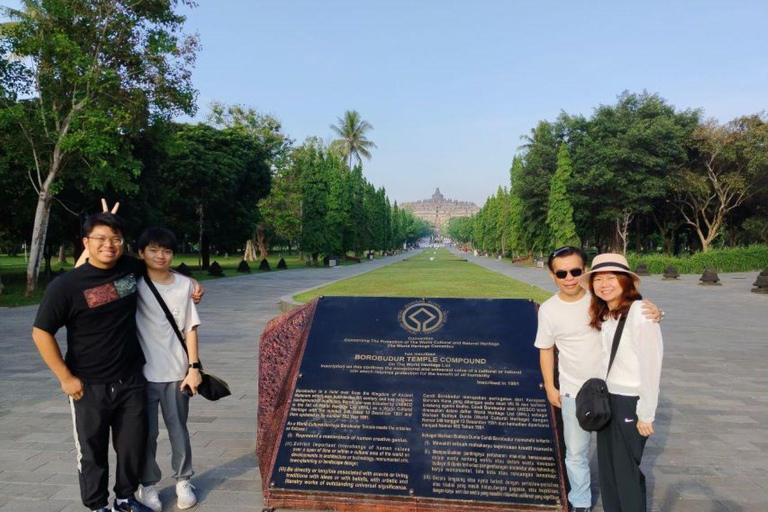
[0,1,430,295]
[449,92,768,256]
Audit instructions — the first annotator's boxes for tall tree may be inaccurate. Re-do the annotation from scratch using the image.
[324,152,353,256]
[206,102,292,258]
[329,110,377,168]
[297,140,329,264]
[155,124,271,268]
[516,120,564,254]
[567,92,699,251]
[447,216,475,244]
[546,143,580,249]
[206,101,292,168]
[1,0,199,294]
[673,115,768,251]
[507,156,528,255]
[256,158,302,258]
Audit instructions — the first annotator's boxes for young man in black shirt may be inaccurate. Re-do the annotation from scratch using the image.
[33,213,157,512]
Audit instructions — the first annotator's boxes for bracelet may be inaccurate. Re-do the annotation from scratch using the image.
[189,361,202,369]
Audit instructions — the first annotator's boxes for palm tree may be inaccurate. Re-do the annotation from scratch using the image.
[329,110,377,168]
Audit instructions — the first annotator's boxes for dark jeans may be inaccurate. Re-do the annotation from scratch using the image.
[69,373,147,510]
[597,394,648,512]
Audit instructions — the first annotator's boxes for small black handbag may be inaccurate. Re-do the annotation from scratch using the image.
[575,314,627,432]
[144,277,231,401]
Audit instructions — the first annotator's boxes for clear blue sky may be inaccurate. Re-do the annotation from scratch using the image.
[13,1,768,206]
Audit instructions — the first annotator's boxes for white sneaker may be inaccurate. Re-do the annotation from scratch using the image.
[176,479,197,509]
[138,484,162,512]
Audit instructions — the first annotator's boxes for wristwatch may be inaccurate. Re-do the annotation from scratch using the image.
[189,361,202,369]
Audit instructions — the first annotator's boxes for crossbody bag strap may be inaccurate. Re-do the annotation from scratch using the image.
[605,313,627,379]
[143,276,189,357]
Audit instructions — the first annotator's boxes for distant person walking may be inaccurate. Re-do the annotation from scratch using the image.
[535,246,660,512]
[581,253,664,512]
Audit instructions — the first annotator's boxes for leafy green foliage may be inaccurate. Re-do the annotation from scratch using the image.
[672,115,768,251]
[568,92,699,248]
[447,216,475,243]
[545,143,579,249]
[154,123,271,259]
[1,0,199,292]
[625,245,768,274]
[329,110,377,169]
[475,91,766,257]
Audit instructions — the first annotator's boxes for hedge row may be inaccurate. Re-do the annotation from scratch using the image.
[625,245,768,274]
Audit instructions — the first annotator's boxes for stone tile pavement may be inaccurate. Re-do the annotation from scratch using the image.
[1,249,766,511]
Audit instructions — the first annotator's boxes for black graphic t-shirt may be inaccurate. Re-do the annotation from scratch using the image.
[34,255,146,383]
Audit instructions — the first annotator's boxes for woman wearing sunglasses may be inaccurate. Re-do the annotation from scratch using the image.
[580,253,663,512]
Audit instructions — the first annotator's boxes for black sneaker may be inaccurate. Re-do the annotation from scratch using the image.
[113,496,154,512]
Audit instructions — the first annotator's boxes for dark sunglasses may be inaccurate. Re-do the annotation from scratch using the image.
[554,268,584,279]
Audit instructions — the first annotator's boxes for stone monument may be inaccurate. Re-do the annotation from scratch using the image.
[662,265,680,280]
[258,297,567,512]
[208,261,224,277]
[699,267,721,286]
[401,188,479,236]
[751,268,768,294]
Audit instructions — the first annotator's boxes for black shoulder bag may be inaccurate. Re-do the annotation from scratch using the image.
[144,277,231,401]
[575,314,627,432]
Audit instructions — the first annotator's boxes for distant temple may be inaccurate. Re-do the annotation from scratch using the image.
[400,188,479,235]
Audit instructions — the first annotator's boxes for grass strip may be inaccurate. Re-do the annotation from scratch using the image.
[294,249,552,303]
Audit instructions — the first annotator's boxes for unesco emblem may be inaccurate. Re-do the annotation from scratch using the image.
[398,300,447,335]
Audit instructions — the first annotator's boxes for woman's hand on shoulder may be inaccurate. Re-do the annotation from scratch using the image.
[640,300,662,323]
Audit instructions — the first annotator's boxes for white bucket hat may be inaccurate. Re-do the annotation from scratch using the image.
[579,253,640,290]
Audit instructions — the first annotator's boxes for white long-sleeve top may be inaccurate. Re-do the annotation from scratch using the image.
[599,300,663,423]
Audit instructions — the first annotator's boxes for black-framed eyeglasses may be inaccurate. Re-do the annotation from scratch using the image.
[554,268,584,279]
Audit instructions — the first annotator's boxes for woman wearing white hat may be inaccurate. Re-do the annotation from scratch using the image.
[580,253,663,512]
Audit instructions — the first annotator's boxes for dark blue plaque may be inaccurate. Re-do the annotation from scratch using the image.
[270,297,565,508]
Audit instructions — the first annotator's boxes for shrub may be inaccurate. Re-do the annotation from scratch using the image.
[625,245,768,274]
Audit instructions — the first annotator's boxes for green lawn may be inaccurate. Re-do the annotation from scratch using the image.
[0,252,312,308]
[294,249,553,303]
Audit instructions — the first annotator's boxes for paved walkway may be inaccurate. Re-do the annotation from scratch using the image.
[1,250,766,511]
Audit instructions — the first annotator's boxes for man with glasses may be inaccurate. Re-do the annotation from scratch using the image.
[535,246,661,512]
[32,212,164,512]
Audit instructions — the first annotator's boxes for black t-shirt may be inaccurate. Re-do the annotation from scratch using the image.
[34,255,146,384]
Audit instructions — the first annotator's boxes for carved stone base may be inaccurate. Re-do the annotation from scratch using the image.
[265,490,562,512]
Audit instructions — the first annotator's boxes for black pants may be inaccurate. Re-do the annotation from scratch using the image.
[69,373,147,510]
[597,394,648,512]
